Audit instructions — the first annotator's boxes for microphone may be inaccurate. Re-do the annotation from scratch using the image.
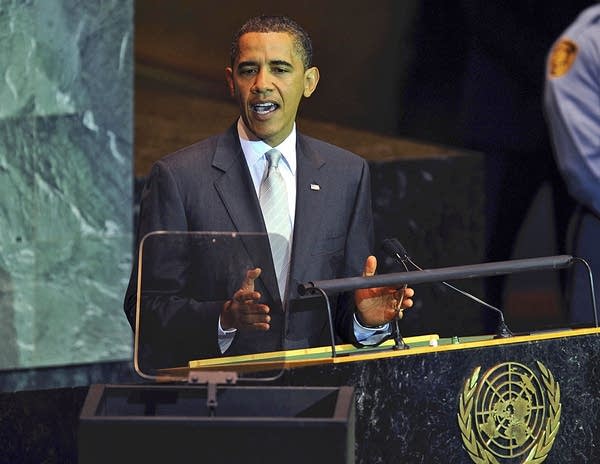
[382,238,410,264]
[381,238,512,338]
[380,241,410,350]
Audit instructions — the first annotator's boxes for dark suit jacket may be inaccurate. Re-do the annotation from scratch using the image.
[124,124,374,368]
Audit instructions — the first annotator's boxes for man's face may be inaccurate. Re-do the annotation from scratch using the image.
[226,32,319,147]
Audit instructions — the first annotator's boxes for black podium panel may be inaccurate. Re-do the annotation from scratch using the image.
[79,384,355,464]
[282,331,600,463]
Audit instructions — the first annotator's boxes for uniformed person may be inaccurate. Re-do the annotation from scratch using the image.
[544,4,600,324]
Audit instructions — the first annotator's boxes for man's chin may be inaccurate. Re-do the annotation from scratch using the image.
[247,125,287,146]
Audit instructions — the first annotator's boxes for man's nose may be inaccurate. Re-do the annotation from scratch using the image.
[251,69,271,93]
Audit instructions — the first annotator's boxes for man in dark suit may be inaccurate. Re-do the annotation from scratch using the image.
[124,15,413,369]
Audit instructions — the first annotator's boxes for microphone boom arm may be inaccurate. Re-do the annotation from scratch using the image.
[299,255,575,295]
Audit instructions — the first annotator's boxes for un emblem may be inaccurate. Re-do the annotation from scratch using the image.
[458,361,561,463]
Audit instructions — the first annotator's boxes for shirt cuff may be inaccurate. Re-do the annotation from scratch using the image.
[353,313,391,345]
[218,316,236,353]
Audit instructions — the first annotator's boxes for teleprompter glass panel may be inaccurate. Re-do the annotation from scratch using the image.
[134,231,341,379]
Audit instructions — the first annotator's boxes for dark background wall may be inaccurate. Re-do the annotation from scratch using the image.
[134,0,417,145]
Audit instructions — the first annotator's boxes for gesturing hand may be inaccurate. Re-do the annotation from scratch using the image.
[220,267,271,331]
[354,256,414,327]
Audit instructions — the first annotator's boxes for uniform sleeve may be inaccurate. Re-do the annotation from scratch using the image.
[543,29,600,217]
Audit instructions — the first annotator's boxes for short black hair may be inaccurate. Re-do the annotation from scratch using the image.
[230,15,313,69]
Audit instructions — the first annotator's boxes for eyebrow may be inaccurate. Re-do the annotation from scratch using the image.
[237,59,294,68]
[269,60,294,68]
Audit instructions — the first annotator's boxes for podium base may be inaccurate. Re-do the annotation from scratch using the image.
[79,383,355,464]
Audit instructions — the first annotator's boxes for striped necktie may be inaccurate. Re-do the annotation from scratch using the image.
[259,148,291,301]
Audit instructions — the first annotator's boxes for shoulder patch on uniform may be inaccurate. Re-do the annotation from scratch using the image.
[548,38,578,78]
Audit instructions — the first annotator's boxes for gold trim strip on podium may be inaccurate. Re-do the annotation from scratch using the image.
[157,327,600,376]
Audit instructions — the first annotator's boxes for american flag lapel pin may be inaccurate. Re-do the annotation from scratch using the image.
[310,183,320,191]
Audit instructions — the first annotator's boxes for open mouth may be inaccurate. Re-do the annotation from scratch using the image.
[252,102,279,115]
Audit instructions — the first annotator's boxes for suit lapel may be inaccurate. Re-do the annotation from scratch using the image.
[212,127,263,232]
[291,134,326,293]
[212,126,280,303]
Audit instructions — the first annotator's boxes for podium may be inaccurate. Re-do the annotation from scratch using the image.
[273,328,600,463]
[81,236,598,463]
[78,328,600,463]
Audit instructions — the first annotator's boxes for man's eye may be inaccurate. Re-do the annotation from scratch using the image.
[239,68,257,75]
[273,67,288,73]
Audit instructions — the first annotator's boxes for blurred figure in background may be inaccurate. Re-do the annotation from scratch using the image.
[544,4,600,325]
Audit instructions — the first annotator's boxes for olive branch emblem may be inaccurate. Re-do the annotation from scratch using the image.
[457,362,561,464]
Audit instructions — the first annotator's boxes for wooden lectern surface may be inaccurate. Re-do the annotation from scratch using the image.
[156,327,600,376]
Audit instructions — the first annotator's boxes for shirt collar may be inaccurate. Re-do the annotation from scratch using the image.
[237,118,297,175]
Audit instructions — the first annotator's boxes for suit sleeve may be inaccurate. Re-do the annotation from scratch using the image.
[334,158,375,344]
[123,160,224,369]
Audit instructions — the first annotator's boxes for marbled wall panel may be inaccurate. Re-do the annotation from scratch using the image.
[0,0,133,369]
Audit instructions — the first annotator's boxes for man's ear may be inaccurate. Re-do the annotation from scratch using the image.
[225,67,235,97]
[303,66,320,97]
